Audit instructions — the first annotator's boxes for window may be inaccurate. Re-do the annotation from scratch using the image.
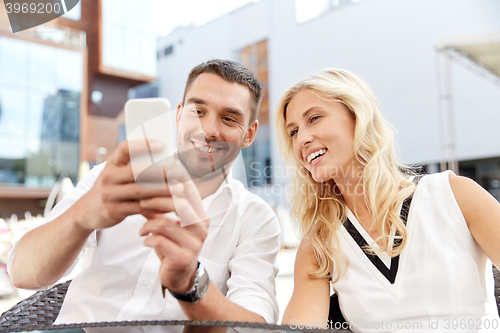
[0,36,83,188]
[164,45,174,57]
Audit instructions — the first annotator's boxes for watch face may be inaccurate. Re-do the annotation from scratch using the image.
[195,269,210,299]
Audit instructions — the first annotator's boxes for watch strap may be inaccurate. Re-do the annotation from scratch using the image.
[169,287,198,303]
[162,262,208,303]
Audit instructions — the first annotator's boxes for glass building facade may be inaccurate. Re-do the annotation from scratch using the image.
[0,36,83,188]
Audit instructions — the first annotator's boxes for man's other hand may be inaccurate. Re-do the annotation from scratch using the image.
[139,160,210,293]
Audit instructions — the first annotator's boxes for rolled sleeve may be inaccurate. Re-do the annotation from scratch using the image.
[6,164,104,279]
[225,202,281,323]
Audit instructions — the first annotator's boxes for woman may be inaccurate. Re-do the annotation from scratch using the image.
[275,68,500,332]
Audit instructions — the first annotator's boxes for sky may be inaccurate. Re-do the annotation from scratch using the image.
[153,0,258,37]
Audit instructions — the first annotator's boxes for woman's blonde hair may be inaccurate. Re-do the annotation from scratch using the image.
[274,68,416,282]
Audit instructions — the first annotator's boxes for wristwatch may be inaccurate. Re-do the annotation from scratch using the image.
[167,262,209,304]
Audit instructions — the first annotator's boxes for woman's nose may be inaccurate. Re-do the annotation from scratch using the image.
[296,129,313,147]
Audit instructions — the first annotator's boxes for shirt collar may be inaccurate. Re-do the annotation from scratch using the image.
[201,169,234,212]
[171,149,235,211]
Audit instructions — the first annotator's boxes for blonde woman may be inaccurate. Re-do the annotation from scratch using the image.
[275,68,500,332]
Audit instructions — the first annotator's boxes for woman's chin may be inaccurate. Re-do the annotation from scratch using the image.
[310,168,332,183]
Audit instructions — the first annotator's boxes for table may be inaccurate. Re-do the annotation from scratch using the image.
[4,320,351,333]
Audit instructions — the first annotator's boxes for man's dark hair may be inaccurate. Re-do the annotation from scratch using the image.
[183,59,262,123]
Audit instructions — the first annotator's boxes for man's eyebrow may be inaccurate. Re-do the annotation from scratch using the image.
[222,107,245,118]
[285,107,316,130]
[186,97,246,119]
[186,97,206,105]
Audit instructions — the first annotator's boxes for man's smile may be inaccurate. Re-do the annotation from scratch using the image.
[191,140,224,156]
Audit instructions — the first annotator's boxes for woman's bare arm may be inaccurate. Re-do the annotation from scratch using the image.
[282,237,330,327]
[450,174,500,268]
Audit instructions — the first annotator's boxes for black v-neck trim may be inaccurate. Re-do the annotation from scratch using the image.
[343,176,422,284]
[344,218,400,283]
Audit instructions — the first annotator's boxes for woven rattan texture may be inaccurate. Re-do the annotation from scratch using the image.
[0,280,70,331]
[1,268,499,332]
[494,266,500,310]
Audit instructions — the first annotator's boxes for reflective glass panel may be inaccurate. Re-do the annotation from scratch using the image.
[0,36,83,188]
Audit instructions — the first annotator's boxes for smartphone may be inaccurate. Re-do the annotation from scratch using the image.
[124,98,174,186]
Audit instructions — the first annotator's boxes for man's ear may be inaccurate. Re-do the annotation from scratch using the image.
[175,103,183,129]
[242,120,259,148]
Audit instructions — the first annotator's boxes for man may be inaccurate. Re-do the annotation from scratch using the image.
[8,59,281,324]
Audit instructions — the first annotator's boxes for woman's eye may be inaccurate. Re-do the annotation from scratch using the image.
[290,129,298,137]
[310,115,320,122]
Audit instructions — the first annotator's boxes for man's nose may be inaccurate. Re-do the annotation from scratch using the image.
[200,114,220,139]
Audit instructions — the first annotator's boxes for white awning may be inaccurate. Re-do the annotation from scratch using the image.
[437,33,500,79]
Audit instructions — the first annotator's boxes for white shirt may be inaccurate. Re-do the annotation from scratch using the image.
[334,171,499,332]
[9,162,281,324]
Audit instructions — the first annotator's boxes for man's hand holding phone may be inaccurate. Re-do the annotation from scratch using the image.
[76,139,170,232]
[9,137,171,289]
[121,97,210,293]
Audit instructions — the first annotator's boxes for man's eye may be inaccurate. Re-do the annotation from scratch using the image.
[223,117,236,123]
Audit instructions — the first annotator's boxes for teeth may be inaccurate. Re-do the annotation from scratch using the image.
[195,143,218,153]
[306,149,327,164]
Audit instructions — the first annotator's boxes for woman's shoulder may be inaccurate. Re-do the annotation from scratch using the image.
[417,169,453,182]
[447,172,493,220]
[412,170,458,193]
[446,172,500,267]
[421,170,481,199]
[447,171,477,191]
[406,171,467,219]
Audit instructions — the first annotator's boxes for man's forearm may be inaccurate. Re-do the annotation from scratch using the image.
[9,198,93,289]
[177,281,265,322]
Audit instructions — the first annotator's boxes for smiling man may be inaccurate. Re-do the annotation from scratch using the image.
[8,59,281,325]
[175,69,256,183]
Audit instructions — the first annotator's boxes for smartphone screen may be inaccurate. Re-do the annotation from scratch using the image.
[124,98,174,188]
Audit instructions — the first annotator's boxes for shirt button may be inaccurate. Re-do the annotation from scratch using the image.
[142,279,150,287]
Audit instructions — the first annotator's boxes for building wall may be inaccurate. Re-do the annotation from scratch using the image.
[268,0,500,167]
[157,0,269,109]
[157,0,500,199]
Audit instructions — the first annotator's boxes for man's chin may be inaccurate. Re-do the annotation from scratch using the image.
[192,168,227,182]
[179,147,237,173]
[179,156,230,181]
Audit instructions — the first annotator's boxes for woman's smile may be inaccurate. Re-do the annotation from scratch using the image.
[285,89,356,182]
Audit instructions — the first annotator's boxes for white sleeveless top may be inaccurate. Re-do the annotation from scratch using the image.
[334,171,499,332]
